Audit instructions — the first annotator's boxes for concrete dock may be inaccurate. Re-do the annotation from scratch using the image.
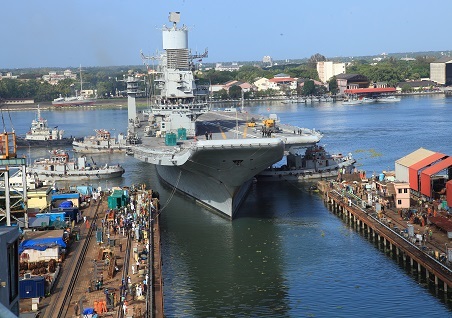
[19,186,164,318]
[321,181,452,293]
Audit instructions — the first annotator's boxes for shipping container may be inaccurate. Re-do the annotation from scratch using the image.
[19,276,45,299]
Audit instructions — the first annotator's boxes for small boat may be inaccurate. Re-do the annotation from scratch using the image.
[28,149,125,181]
[361,97,375,103]
[16,106,75,147]
[257,144,356,182]
[376,96,401,103]
[342,99,362,105]
[72,129,128,153]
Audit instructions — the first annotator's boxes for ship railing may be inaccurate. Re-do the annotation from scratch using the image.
[278,124,323,137]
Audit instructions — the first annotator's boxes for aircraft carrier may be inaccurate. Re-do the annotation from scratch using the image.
[126,12,322,218]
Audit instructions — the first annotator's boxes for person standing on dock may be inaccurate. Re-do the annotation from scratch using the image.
[74,302,79,316]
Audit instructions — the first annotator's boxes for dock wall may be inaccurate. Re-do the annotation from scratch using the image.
[324,189,452,292]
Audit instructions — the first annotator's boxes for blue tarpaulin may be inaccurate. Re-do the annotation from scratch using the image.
[51,193,80,200]
[59,201,73,208]
[19,236,66,254]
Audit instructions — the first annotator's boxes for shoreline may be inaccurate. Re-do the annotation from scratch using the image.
[1,91,446,112]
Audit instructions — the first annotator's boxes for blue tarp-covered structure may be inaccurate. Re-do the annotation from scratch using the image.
[35,212,66,227]
[49,208,80,222]
[19,236,66,254]
[59,201,73,208]
[51,193,80,208]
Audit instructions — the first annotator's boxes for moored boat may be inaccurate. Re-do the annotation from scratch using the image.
[27,149,125,181]
[16,106,74,147]
[257,144,356,181]
[376,95,401,103]
[342,99,362,105]
[72,129,128,153]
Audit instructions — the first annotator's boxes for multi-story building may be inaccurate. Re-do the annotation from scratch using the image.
[317,61,346,83]
[268,73,297,93]
[42,69,77,85]
[430,57,452,85]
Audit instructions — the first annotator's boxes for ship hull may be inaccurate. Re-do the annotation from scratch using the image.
[29,168,125,181]
[52,99,96,107]
[16,137,74,148]
[156,165,253,219]
[136,138,285,218]
[72,142,127,153]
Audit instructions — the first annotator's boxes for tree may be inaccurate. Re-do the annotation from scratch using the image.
[307,53,326,68]
[302,80,316,96]
[229,85,242,99]
[328,76,338,94]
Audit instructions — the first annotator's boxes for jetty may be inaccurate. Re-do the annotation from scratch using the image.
[320,180,452,293]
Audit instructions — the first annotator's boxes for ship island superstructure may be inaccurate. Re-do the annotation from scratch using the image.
[128,12,322,218]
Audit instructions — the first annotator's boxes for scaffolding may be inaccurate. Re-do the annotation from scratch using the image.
[0,132,28,227]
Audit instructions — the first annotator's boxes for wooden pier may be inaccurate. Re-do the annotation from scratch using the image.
[325,189,452,292]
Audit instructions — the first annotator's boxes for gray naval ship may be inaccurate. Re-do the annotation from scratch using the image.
[126,12,322,218]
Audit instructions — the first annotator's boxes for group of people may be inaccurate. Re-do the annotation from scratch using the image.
[205,130,213,140]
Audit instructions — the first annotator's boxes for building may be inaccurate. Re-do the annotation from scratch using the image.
[2,98,35,105]
[268,73,297,93]
[214,63,241,72]
[336,74,370,95]
[42,69,77,85]
[430,57,452,85]
[316,61,346,83]
[262,55,273,67]
[0,227,20,316]
[393,182,411,209]
[395,148,452,207]
[396,80,437,92]
[0,72,18,80]
[253,77,270,91]
[27,187,52,210]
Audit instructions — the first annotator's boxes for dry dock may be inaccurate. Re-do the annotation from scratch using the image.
[322,184,452,293]
[19,186,164,318]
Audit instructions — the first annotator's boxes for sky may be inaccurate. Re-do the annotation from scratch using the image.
[1,0,452,69]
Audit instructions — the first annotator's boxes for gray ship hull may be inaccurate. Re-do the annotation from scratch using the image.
[135,138,286,218]
[156,165,253,219]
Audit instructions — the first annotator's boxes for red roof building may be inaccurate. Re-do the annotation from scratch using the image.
[420,156,452,197]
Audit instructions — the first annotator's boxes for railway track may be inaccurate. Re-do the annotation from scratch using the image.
[116,230,132,318]
[45,199,102,318]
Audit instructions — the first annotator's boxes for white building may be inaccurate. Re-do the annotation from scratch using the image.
[253,77,270,91]
[262,55,273,66]
[42,69,77,85]
[316,61,346,83]
[430,57,452,85]
[215,63,241,72]
[267,74,297,92]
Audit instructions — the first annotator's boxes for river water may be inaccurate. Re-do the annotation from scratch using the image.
[7,95,452,317]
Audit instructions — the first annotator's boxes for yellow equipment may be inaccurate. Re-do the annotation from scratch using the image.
[262,119,275,128]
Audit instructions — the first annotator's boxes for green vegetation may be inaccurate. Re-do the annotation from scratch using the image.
[0,53,436,102]
[347,56,434,87]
